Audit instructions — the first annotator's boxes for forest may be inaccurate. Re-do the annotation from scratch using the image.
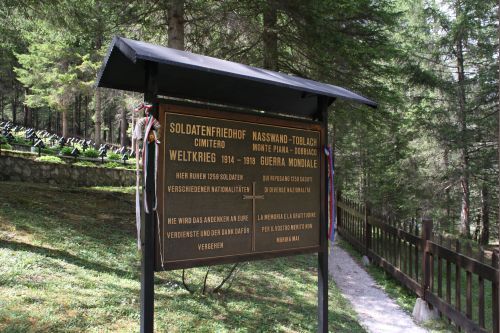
[0,0,498,245]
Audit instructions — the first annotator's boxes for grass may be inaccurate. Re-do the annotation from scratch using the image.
[0,181,365,333]
[34,156,65,164]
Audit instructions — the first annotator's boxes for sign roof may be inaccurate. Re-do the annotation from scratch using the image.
[96,36,377,118]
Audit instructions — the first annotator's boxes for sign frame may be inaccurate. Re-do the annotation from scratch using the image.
[155,102,326,271]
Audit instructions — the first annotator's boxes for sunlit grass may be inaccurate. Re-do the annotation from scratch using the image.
[0,181,365,332]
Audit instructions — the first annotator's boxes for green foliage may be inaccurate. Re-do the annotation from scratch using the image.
[103,161,123,169]
[41,147,58,155]
[35,155,65,164]
[59,146,73,156]
[1,143,12,150]
[82,148,98,158]
[0,182,365,332]
[13,135,30,145]
[72,160,95,167]
[1,0,498,241]
[107,152,121,161]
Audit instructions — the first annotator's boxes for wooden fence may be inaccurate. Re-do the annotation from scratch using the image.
[337,193,499,333]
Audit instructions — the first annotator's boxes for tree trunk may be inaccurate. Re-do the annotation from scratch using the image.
[444,147,452,231]
[456,4,470,237]
[263,0,278,71]
[23,104,30,128]
[56,111,60,135]
[12,88,17,124]
[95,88,102,145]
[109,116,113,144]
[120,107,128,147]
[23,89,32,128]
[62,110,68,138]
[73,95,78,136]
[497,0,500,323]
[167,0,185,50]
[84,95,88,139]
[479,185,489,245]
[0,95,4,121]
[77,94,81,136]
[47,108,52,133]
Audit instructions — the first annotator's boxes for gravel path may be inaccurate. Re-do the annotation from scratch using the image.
[329,243,429,333]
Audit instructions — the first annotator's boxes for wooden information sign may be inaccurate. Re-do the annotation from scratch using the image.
[156,104,324,270]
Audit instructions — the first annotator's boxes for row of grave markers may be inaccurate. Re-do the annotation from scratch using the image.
[0,121,133,164]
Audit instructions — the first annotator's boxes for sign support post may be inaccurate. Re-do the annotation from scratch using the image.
[140,61,158,333]
[317,96,329,333]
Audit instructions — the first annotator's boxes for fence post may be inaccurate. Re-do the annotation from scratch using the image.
[421,217,433,300]
[364,201,371,256]
[492,250,499,333]
[336,190,342,231]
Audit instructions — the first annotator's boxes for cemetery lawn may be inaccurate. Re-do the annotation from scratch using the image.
[0,181,365,333]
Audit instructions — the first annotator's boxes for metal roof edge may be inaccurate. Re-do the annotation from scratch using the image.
[115,37,138,63]
[96,36,118,88]
[96,36,138,88]
[119,37,377,108]
[96,36,378,109]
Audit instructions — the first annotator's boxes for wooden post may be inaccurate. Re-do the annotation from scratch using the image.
[493,251,499,333]
[317,96,329,333]
[140,61,158,333]
[336,190,341,231]
[364,202,371,256]
[421,218,433,300]
[497,2,500,329]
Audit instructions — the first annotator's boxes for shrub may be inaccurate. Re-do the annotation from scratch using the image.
[107,152,121,161]
[73,161,95,167]
[35,156,65,164]
[83,148,99,158]
[1,143,12,150]
[14,135,30,145]
[103,162,122,169]
[41,147,58,155]
[60,146,73,156]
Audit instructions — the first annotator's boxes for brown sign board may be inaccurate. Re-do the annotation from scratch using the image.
[156,103,324,270]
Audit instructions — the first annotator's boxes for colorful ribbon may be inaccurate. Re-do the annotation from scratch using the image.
[325,146,336,245]
[134,108,160,252]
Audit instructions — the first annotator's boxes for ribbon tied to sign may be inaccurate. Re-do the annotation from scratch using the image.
[133,103,161,253]
[324,145,336,254]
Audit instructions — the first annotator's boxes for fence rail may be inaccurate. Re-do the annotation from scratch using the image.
[337,194,499,333]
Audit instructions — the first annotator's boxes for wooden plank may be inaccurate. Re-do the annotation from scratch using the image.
[403,228,407,275]
[478,275,485,328]
[337,201,365,219]
[493,279,499,333]
[397,231,402,269]
[430,254,435,293]
[425,292,489,333]
[409,237,413,279]
[446,239,452,305]
[369,250,423,297]
[422,219,432,296]
[338,228,364,253]
[368,218,421,245]
[364,203,371,255]
[438,235,443,300]
[317,96,329,333]
[415,235,419,282]
[427,243,498,282]
[478,249,485,328]
[455,240,461,315]
[492,252,499,333]
[466,270,472,319]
